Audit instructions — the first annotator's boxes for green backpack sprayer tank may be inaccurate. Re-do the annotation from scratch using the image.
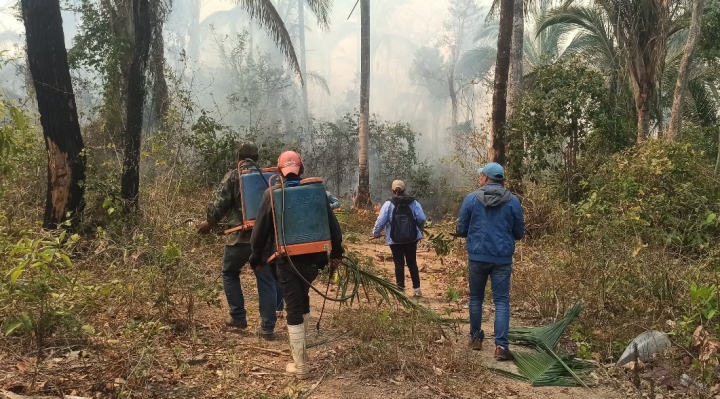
[223,165,278,235]
[268,177,332,262]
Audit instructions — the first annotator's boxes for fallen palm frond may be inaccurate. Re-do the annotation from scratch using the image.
[336,253,442,322]
[333,252,474,325]
[493,303,591,387]
[491,350,593,387]
[508,303,584,349]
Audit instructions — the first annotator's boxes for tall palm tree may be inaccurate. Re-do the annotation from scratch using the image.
[355,0,371,208]
[490,0,515,165]
[536,2,630,115]
[539,0,680,142]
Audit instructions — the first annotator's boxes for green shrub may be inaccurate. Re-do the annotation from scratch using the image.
[1,230,83,345]
[576,140,720,255]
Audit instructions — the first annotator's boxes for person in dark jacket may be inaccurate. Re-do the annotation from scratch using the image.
[275,189,341,319]
[197,142,277,337]
[456,162,524,361]
[372,180,427,296]
[250,151,344,379]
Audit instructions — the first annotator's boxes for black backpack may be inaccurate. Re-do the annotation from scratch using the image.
[389,198,418,244]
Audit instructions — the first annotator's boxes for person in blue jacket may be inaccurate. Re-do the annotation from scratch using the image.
[456,162,524,361]
[372,180,427,297]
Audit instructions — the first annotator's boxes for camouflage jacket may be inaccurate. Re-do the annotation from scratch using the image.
[206,165,250,246]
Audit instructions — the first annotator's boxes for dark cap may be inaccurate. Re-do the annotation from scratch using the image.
[237,142,259,161]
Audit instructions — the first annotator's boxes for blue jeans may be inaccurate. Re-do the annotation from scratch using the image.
[222,244,277,332]
[468,260,512,349]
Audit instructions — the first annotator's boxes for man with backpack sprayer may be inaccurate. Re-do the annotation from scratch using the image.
[456,162,524,361]
[274,189,342,319]
[196,142,278,339]
[249,151,344,379]
[372,180,427,297]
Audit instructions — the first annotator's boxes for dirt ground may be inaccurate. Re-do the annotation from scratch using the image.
[0,240,630,399]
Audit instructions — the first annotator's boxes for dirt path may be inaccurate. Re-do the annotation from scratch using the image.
[0,240,628,398]
[303,241,623,399]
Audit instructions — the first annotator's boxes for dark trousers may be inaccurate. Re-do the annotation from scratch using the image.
[275,262,319,326]
[389,240,421,289]
[222,244,277,332]
[275,279,284,312]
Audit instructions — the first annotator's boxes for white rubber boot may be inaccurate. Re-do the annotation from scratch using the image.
[286,323,308,379]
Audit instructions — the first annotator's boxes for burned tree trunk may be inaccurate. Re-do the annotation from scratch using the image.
[121,0,152,211]
[21,0,86,228]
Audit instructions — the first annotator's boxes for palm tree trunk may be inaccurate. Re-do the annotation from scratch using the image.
[490,0,514,164]
[356,0,371,208]
[121,0,152,212]
[298,0,309,126]
[667,0,705,141]
[21,0,86,229]
[506,0,524,185]
[634,81,652,142]
[506,0,524,119]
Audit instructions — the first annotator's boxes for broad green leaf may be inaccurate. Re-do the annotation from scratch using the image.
[20,313,32,330]
[705,309,716,321]
[3,320,23,336]
[706,213,717,225]
[9,264,25,284]
[60,253,72,268]
[81,324,96,335]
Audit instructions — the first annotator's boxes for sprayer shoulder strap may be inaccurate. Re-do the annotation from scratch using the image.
[235,164,245,221]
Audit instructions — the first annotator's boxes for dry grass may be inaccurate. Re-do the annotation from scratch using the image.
[329,306,490,397]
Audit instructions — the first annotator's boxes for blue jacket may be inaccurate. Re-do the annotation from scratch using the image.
[373,196,427,245]
[456,183,525,264]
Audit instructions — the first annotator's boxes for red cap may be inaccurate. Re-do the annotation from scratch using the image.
[277,151,302,176]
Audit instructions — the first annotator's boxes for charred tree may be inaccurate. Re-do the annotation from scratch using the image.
[121,0,152,211]
[21,0,86,228]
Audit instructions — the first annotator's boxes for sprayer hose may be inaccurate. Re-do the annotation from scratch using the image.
[279,255,360,302]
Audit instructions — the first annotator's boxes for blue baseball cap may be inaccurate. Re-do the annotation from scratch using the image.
[477,162,505,181]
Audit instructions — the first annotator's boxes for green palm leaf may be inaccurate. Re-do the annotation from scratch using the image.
[492,350,592,386]
[336,253,443,322]
[508,302,584,349]
[235,0,303,84]
[305,0,333,30]
[536,4,620,74]
[493,303,591,387]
